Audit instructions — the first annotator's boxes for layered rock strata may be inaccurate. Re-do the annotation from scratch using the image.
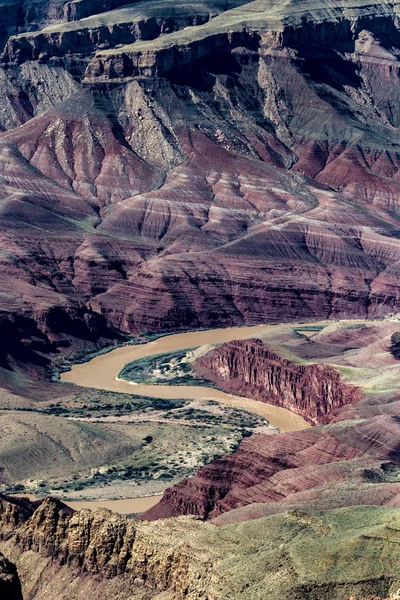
[3,0,400,362]
[144,407,400,520]
[195,338,362,424]
[0,494,399,600]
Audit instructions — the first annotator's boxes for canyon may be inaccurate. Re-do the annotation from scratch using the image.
[194,338,362,424]
[0,0,400,597]
[4,0,400,369]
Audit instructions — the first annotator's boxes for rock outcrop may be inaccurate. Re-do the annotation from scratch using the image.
[3,0,400,360]
[195,338,362,424]
[143,409,400,520]
[0,494,399,600]
[0,552,23,600]
[1,1,400,598]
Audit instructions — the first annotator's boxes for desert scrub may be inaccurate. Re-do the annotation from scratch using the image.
[118,347,216,386]
[42,390,187,418]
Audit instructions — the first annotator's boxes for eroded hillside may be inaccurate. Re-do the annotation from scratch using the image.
[1,1,400,598]
[3,0,400,368]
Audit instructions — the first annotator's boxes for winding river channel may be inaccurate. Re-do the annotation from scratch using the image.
[58,322,323,514]
[61,324,312,431]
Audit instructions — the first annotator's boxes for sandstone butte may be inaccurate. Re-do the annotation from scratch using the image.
[1,0,400,597]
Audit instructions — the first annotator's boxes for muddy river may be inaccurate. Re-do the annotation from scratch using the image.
[61,323,314,431]
[56,322,349,514]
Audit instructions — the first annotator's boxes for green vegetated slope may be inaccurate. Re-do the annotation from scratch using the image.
[206,506,400,599]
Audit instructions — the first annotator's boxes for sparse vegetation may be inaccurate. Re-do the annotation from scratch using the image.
[0,384,267,500]
[118,347,215,387]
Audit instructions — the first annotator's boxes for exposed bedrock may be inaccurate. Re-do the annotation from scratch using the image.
[2,10,216,66]
[0,494,399,600]
[194,338,362,424]
[4,0,400,363]
[84,6,400,80]
[0,0,147,53]
[144,408,400,520]
[0,494,237,599]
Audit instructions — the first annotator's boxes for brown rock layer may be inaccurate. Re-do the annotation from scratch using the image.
[0,495,220,598]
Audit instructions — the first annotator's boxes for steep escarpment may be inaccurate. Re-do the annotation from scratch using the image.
[1,1,400,598]
[0,495,220,598]
[3,0,400,363]
[1,0,245,65]
[195,338,362,424]
[0,494,399,600]
[3,0,400,361]
[83,0,400,79]
[144,407,400,520]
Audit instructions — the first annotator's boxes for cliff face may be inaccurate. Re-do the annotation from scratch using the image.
[3,0,400,365]
[1,494,400,600]
[195,339,362,424]
[143,407,400,520]
[0,494,220,598]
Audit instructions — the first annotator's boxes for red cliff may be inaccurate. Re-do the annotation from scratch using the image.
[195,338,362,425]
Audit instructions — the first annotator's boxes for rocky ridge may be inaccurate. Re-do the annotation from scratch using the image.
[0,0,400,596]
[3,0,400,368]
[194,338,362,424]
[3,0,400,366]
[1,493,400,599]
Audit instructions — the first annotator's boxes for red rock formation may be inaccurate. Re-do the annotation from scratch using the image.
[143,411,400,521]
[195,338,362,424]
[3,0,400,362]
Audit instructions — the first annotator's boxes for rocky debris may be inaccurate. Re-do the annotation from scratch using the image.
[194,338,362,424]
[0,495,221,598]
[0,495,399,599]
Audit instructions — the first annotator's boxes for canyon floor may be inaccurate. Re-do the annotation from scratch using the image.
[2,0,400,596]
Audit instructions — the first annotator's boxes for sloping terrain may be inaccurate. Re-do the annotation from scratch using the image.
[1,494,400,600]
[1,1,400,598]
[144,321,400,521]
[4,0,400,368]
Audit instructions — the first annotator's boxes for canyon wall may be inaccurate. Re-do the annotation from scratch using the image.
[195,338,362,424]
[0,494,399,600]
[3,0,400,368]
[144,396,400,520]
